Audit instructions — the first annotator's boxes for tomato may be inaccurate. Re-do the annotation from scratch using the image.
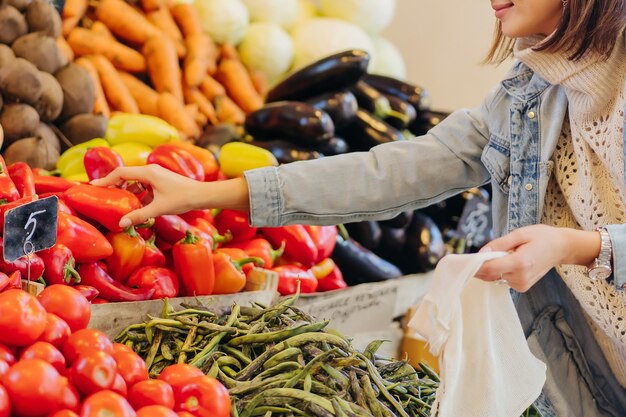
[112,343,133,355]
[59,377,80,412]
[113,350,148,388]
[70,351,117,396]
[157,364,203,393]
[128,380,175,410]
[79,391,136,417]
[1,358,63,416]
[112,373,128,397]
[38,313,71,350]
[175,376,230,417]
[0,290,46,347]
[63,329,113,365]
[0,360,8,380]
[0,345,14,366]
[38,285,91,333]
[0,385,9,417]
[136,405,178,417]
[49,411,79,417]
[20,341,67,373]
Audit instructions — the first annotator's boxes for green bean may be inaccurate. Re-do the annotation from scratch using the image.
[222,345,252,366]
[228,321,330,347]
[417,362,439,383]
[145,331,163,369]
[349,370,368,409]
[246,407,291,416]
[361,375,383,417]
[228,372,298,396]
[321,363,349,389]
[363,340,388,363]
[303,374,312,393]
[175,316,239,333]
[338,398,374,417]
[263,347,301,370]
[405,395,431,410]
[357,355,409,417]
[254,362,301,380]
[189,305,240,368]
[222,366,239,378]
[178,316,198,364]
[284,349,338,389]
[332,398,349,417]
[241,388,334,417]
[168,308,216,318]
[161,342,174,361]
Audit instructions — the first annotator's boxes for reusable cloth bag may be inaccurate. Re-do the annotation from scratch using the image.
[408,252,546,417]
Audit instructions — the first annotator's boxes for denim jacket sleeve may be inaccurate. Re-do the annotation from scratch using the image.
[606,224,626,291]
[244,87,500,227]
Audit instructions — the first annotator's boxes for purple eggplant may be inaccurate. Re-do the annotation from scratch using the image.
[306,90,358,129]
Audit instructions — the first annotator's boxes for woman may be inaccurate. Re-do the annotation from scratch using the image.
[95,0,626,414]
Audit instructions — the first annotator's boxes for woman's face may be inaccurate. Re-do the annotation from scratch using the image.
[491,0,563,37]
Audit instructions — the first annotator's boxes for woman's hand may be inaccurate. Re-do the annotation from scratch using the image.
[474,225,601,292]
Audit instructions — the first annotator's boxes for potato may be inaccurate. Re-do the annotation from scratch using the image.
[0,44,15,68]
[4,135,60,170]
[12,32,67,74]
[6,0,31,12]
[34,71,63,121]
[0,103,39,143]
[33,122,60,153]
[55,63,95,121]
[0,94,3,113]
[0,123,4,150]
[0,58,42,104]
[26,0,61,38]
[0,5,27,44]
[60,113,107,145]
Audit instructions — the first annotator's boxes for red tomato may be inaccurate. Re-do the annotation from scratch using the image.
[157,364,203,393]
[49,411,79,417]
[112,343,133,355]
[0,360,8,380]
[136,405,178,417]
[59,376,80,412]
[63,329,113,365]
[0,345,15,366]
[38,285,91,332]
[0,385,9,417]
[113,350,148,388]
[112,373,128,397]
[20,341,67,373]
[70,351,117,396]
[38,313,71,350]
[1,359,63,416]
[175,376,230,417]
[129,380,175,410]
[79,391,136,417]
[0,290,46,347]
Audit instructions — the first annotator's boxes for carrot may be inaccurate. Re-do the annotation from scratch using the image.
[140,0,163,13]
[184,87,218,125]
[56,37,75,62]
[199,75,226,100]
[158,92,200,138]
[143,35,184,103]
[185,103,207,127]
[249,70,269,98]
[147,8,186,58]
[213,95,245,125]
[184,33,217,87]
[90,21,116,41]
[68,28,147,73]
[88,55,139,114]
[170,3,203,37]
[75,57,111,118]
[95,0,162,45]
[62,0,87,35]
[215,58,264,114]
[118,72,160,116]
[219,44,239,61]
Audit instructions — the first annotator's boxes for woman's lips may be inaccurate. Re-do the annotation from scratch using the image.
[493,3,514,18]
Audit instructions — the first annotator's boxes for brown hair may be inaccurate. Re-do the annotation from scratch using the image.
[484,0,626,64]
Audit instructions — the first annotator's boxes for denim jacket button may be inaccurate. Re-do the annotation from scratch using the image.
[525,183,533,191]
[527,111,536,119]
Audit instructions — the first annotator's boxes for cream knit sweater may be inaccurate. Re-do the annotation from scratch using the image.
[514,32,626,385]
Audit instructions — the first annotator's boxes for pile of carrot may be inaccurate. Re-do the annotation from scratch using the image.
[61,0,267,140]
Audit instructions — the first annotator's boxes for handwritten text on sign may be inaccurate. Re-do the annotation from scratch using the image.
[4,196,58,262]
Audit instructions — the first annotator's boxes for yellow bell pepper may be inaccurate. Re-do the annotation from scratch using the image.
[60,157,87,178]
[105,113,179,147]
[56,138,109,173]
[219,142,278,178]
[112,142,153,166]
[65,172,90,183]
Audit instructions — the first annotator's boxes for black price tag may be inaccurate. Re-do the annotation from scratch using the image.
[456,189,493,249]
[3,196,58,263]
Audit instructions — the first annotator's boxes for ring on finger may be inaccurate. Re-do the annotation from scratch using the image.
[496,273,509,286]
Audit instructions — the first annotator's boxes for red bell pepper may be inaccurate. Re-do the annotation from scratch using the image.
[214,210,257,243]
[33,173,79,194]
[224,238,284,269]
[106,227,146,283]
[169,142,220,182]
[7,271,21,289]
[78,262,155,302]
[38,193,75,215]
[273,265,318,295]
[316,262,347,292]
[73,285,100,302]
[57,212,114,263]
[64,184,142,232]
[172,231,215,296]
[215,247,263,276]
[147,144,205,181]
[261,225,319,268]
[0,196,36,233]
[154,215,214,248]
[0,237,45,279]
[92,298,109,304]
[7,162,35,198]
[180,209,214,224]
[140,235,166,268]
[127,267,179,299]
[84,147,125,181]
[0,155,20,202]
[187,217,229,248]
[304,226,338,263]
[0,272,9,292]
[212,251,263,295]
[39,244,81,285]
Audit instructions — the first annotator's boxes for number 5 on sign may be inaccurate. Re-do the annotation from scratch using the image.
[3,196,58,263]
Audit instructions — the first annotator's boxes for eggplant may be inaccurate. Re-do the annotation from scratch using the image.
[331,236,403,285]
[306,90,358,129]
[197,123,244,156]
[247,139,323,164]
[377,225,407,258]
[340,109,403,151]
[313,136,350,156]
[379,210,413,229]
[245,102,335,146]
[362,73,430,113]
[349,81,392,119]
[266,50,370,103]
[403,212,446,273]
[410,110,451,136]
[384,95,417,130]
[345,220,382,250]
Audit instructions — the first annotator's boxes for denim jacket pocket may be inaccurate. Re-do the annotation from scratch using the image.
[481,134,511,194]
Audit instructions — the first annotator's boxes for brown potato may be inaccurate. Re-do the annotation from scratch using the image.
[0,124,4,150]
[0,5,27,44]
[33,122,60,153]
[34,72,63,121]
[60,113,108,145]
[12,32,68,74]
[0,44,15,68]
[6,0,31,12]
[3,135,59,170]
[0,58,43,104]
[55,63,95,121]
[26,0,61,37]
[0,103,39,143]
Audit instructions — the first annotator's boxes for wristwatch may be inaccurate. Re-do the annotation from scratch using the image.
[588,227,613,281]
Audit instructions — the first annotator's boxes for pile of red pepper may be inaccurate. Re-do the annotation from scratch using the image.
[0,142,347,302]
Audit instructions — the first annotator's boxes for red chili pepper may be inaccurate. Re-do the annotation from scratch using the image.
[37,193,75,215]
[261,226,318,268]
[273,265,318,295]
[154,215,214,248]
[0,272,9,292]
[172,231,215,296]
[214,210,257,243]
[187,217,228,248]
[92,298,109,304]
[7,162,35,198]
[0,237,45,279]
[33,174,79,194]
[84,147,125,181]
[316,263,347,292]
[127,267,179,299]
[7,271,21,289]
[147,144,205,181]
[39,244,81,285]
[78,262,155,302]
[212,251,263,295]
[73,285,100,302]
[0,196,36,233]
[0,155,20,202]
[169,142,220,182]
[180,209,214,224]
[106,227,146,283]
[140,234,166,268]
[57,212,114,263]
[224,238,284,269]
[64,184,142,232]
[304,226,338,263]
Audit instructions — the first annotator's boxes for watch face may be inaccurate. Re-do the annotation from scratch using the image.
[589,266,612,281]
